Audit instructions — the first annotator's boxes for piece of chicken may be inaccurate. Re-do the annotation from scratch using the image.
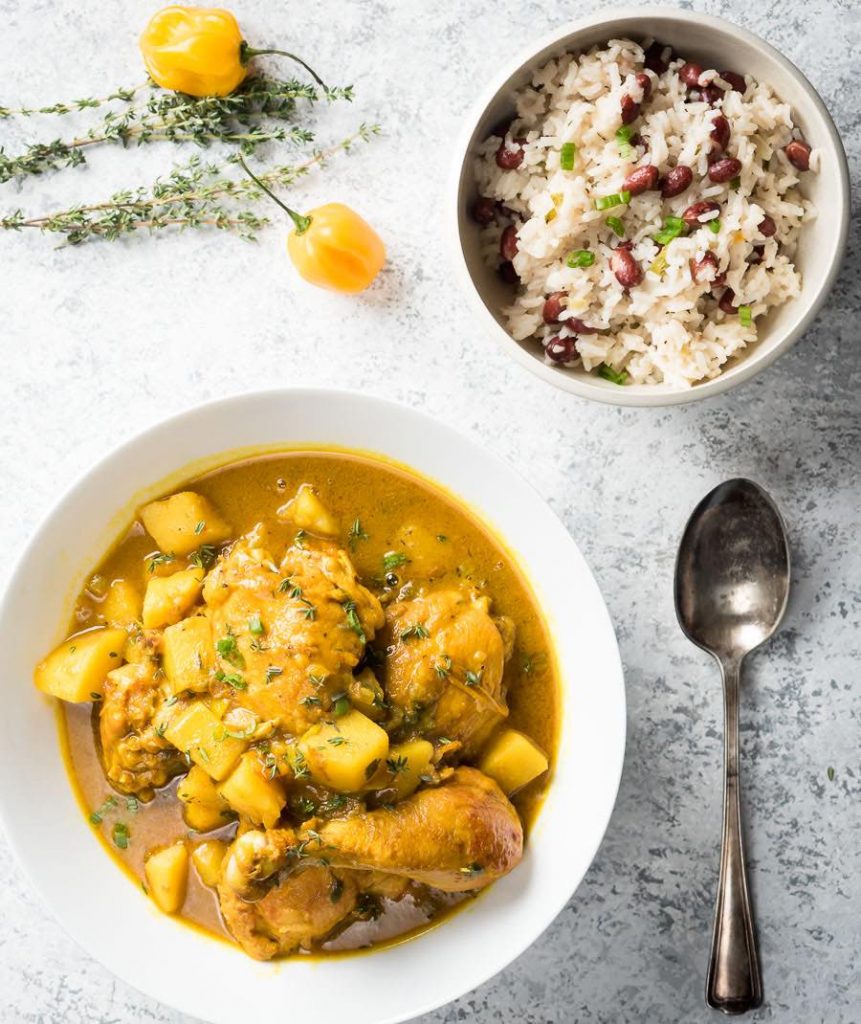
[99,661,185,799]
[218,863,357,960]
[203,527,384,735]
[223,768,523,897]
[382,589,512,754]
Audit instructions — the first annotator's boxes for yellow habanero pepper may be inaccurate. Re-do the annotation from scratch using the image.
[239,157,385,294]
[140,6,326,98]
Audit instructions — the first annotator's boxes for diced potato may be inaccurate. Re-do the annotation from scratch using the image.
[278,484,338,536]
[163,701,247,781]
[394,523,448,578]
[142,567,204,629]
[375,739,433,800]
[140,491,232,557]
[479,728,549,795]
[177,765,232,832]
[162,616,214,695]
[101,579,142,628]
[347,667,386,721]
[298,709,389,793]
[145,841,189,914]
[191,840,227,887]
[218,752,286,828]
[34,628,127,703]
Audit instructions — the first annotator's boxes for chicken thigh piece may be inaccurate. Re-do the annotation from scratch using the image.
[383,589,512,754]
[100,661,185,798]
[203,528,384,734]
[223,768,523,897]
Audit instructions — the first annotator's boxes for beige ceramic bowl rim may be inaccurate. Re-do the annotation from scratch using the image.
[448,5,851,407]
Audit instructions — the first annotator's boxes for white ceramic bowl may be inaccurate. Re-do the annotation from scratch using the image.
[0,390,625,1024]
[449,6,850,406]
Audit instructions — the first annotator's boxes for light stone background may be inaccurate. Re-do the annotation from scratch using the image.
[1,0,859,1021]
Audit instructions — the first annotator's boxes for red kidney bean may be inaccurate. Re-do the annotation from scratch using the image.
[610,246,643,289]
[472,197,496,226]
[542,292,567,324]
[661,164,694,198]
[495,137,526,170]
[758,215,777,238]
[545,336,578,363]
[644,41,671,74]
[567,317,598,335]
[748,245,765,266]
[711,115,731,151]
[679,62,703,88]
[498,260,518,284]
[721,70,746,93]
[500,224,519,262]
[690,251,719,282]
[635,72,652,101]
[622,164,660,195]
[682,200,720,228]
[620,94,640,124]
[713,271,727,287]
[785,139,811,171]
[708,157,742,183]
[703,83,723,105]
[718,288,737,313]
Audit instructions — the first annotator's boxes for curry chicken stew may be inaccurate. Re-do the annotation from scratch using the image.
[36,451,559,959]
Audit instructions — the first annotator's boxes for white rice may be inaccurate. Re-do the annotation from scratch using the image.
[473,38,817,387]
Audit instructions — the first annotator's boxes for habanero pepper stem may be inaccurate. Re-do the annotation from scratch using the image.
[238,153,312,235]
[238,42,327,91]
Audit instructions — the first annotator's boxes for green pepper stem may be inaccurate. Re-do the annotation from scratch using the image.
[237,154,312,234]
[240,42,327,90]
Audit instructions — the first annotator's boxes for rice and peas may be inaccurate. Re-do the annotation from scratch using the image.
[472,38,818,387]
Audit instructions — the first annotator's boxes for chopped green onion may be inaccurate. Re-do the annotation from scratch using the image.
[615,125,634,157]
[111,822,130,849]
[653,215,686,245]
[332,694,351,717]
[597,364,629,386]
[650,250,668,276]
[566,249,595,268]
[248,613,264,636]
[594,190,631,211]
[738,305,753,327]
[559,142,576,170]
[606,216,625,238]
[707,218,721,234]
[730,176,741,190]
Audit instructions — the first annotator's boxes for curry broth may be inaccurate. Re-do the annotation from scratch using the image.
[60,450,560,954]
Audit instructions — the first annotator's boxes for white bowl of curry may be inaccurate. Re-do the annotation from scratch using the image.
[0,390,625,1024]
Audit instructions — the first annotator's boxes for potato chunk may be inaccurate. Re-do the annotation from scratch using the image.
[34,628,127,703]
[191,840,227,887]
[163,701,247,781]
[177,765,232,832]
[145,841,189,914]
[162,616,214,695]
[298,709,389,793]
[101,580,142,628]
[380,739,434,801]
[140,491,232,557]
[479,728,549,795]
[142,567,204,629]
[278,484,338,536]
[218,752,286,828]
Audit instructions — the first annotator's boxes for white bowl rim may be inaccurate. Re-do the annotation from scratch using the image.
[448,4,851,407]
[0,387,627,1024]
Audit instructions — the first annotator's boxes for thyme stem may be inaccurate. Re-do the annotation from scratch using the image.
[0,82,147,119]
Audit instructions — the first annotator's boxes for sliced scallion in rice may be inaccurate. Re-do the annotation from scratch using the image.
[597,364,628,385]
[566,249,595,268]
[738,305,753,326]
[606,216,625,238]
[730,176,741,190]
[653,216,686,245]
[594,190,631,211]
[615,125,634,158]
[707,219,721,234]
[559,142,577,170]
[650,250,668,276]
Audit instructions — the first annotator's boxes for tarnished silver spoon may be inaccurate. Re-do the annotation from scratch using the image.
[675,478,790,1015]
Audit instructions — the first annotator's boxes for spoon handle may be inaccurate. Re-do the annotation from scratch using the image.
[707,659,762,1014]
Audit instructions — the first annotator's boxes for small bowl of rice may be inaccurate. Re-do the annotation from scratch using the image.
[450,6,849,405]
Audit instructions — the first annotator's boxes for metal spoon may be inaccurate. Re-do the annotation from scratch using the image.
[675,478,790,1015]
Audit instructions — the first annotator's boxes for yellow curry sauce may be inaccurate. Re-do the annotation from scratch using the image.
[54,450,559,956]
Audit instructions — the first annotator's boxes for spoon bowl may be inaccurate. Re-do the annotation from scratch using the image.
[675,478,790,1015]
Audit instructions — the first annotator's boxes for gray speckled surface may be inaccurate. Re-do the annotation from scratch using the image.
[1,0,859,1021]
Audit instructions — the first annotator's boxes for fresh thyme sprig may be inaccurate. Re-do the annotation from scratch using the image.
[0,123,380,244]
[0,76,355,183]
[0,82,147,119]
